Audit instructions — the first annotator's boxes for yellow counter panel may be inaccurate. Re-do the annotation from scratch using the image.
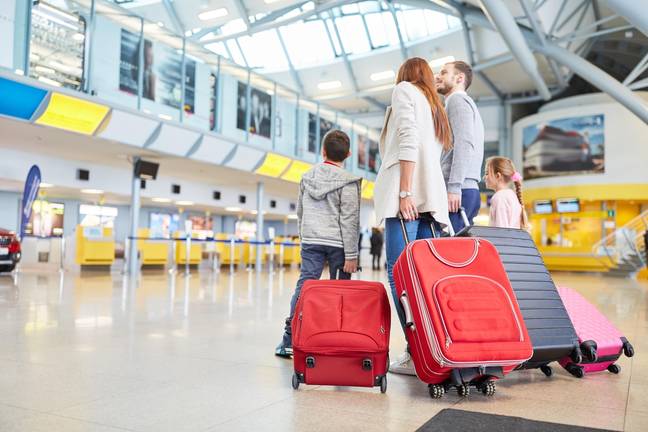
[75,226,115,266]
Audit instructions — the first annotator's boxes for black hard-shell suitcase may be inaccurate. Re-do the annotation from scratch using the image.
[463,226,582,376]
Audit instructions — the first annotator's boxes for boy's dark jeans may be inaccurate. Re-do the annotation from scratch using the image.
[280,243,351,348]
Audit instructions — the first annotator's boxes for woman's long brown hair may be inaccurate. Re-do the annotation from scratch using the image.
[396,57,452,151]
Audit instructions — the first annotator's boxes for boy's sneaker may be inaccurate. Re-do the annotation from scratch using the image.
[274,343,293,358]
[389,350,417,376]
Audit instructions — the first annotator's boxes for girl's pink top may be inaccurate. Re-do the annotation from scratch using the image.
[489,188,522,229]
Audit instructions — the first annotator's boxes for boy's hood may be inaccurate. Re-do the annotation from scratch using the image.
[302,163,362,200]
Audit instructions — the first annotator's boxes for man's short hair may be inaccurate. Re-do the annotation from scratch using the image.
[450,60,473,90]
[322,130,350,162]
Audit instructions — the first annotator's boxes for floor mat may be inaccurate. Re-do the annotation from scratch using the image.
[417,409,618,432]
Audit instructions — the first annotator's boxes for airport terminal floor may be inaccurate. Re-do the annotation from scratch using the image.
[0,265,646,432]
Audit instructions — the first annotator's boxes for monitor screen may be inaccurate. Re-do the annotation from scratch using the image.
[557,198,580,213]
[534,200,553,214]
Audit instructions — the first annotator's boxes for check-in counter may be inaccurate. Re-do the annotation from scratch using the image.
[173,231,202,266]
[75,226,115,266]
[242,240,267,266]
[274,237,301,266]
[137,228,169,266]
[215,233,242,266]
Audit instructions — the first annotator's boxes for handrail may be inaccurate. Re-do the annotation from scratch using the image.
[592,209,648,270]
[126,237,301,247]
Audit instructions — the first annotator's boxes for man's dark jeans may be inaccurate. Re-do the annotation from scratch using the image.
[279,243,350,348]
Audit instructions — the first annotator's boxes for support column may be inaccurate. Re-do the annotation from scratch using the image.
[128,157,141,275]
[256,182,264,270]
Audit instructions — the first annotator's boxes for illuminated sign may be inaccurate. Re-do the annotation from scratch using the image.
[0,77,47,120]
[255,153,292,178]
[35,92,110,135]
[280,161,312,183]
[361,181,374,200]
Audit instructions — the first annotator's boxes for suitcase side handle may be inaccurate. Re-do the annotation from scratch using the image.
[399,292,415,329]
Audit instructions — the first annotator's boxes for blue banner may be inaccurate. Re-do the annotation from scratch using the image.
[20,165,41,238]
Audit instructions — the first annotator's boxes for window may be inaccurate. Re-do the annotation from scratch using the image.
[226,40,247,66]
[424,10,450,35]
[335,15,371,55]
[398,9,429,41]
[205,42,229,58]
[365,12,399,48]
[237,30,288,71]
[280,20,335,68]
[324,19,342,56]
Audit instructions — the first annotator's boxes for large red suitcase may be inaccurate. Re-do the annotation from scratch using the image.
[393,235,533,398]
[291,279,391,392]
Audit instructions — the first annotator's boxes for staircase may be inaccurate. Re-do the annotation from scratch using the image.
[592,211,648,278]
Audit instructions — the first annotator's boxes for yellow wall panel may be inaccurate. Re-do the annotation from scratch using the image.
[35,93,110,135]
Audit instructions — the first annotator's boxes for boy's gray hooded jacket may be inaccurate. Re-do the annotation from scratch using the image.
[298,163,362,260]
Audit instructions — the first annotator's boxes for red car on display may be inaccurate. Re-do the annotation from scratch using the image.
[0,229,21,273]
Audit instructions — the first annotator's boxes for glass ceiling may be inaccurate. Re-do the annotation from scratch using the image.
[197,1,460,73]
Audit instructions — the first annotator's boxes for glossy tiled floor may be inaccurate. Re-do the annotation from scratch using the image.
[0,264,646,431]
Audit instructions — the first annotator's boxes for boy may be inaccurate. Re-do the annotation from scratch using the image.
[275,130,362,357]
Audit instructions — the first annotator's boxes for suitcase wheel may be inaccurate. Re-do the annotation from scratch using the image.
[566,364,584,378]
[428,384,444,399]
[380,376,387,394]
[607,364,621,374]
[479,380,496,397]
[540,365,553,377]
[623,342,635,358]
[291,373,300,390]
[456,383,470,398]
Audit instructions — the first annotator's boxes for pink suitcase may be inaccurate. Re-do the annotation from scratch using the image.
[557,286,634,377]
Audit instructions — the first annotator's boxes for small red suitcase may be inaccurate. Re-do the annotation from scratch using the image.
[557,286,635,378]
[393,233,533,398]
[291,279,391,392]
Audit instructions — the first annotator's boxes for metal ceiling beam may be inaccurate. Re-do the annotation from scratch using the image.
[386,0,409,61]
[233,0,251,27]
[459,13,503,99]
[606,0,648,37]
[194,0,351,45]
[275,28,305,95]
[479,0,551,100]
[327,10,386,110]
[519,0,567,88]
[398,0,648,124]
[162,0,184,34]
[252,2,310,27]
[555,0,589,34]
[623,52,648,86]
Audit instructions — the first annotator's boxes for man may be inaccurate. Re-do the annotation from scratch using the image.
[436,61,485,232]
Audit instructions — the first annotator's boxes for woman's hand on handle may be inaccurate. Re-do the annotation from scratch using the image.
[400,196,418,221]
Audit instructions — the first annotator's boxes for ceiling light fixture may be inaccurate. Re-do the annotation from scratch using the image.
[152,197,171,203]
[225,207,242,212]
[37,76,62,87]
[287,214,298,220]
[198,8,228,21]
[429,55,455,69]
[175,200,194,206]
[317,80,342,90]
[81,189,104,195]
[39,183,54,188]
[158,113,173,121]
[72,32,85,41]
[370,70,395,82]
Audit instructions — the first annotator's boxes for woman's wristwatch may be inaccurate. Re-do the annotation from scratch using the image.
[399,191,412,199]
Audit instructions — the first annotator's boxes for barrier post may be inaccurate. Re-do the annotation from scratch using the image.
[269,239,275,274]
[59,236,65,273]
[123,237,129,275]
[170,238,177,274]
[185,235,191,277]
[279,243,285,269]
[229,237,235,274]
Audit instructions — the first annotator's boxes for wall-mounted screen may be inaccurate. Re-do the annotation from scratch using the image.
[24,201,64,237]
[533,200,553,214]
[80,205,118,228]
[522,114,604,180]
[235,221,257,239]
[308,113,335,154]
[556,198,580,213]
[236,82,271,138]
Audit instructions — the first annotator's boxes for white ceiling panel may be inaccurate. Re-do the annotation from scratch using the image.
[97,109,159,148]
[189,134,236,165]
[223,144,266,171]
[146,123,202,156]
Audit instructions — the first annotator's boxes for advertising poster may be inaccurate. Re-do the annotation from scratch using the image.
[119,29,195,112]
[308,113,335,154]
[237,82,272,138]
[368,137,379,173]
[24,201,64,237]
[522,114,605,179]
[357,135,368,170]
[150,213,180,238]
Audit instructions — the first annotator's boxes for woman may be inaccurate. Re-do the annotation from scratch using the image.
[373,57,452,375]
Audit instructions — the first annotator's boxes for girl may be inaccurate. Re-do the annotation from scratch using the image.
[484,157,529,229]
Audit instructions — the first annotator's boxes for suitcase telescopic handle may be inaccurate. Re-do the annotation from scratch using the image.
[399,292,415,329]
[398,212,438,244]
